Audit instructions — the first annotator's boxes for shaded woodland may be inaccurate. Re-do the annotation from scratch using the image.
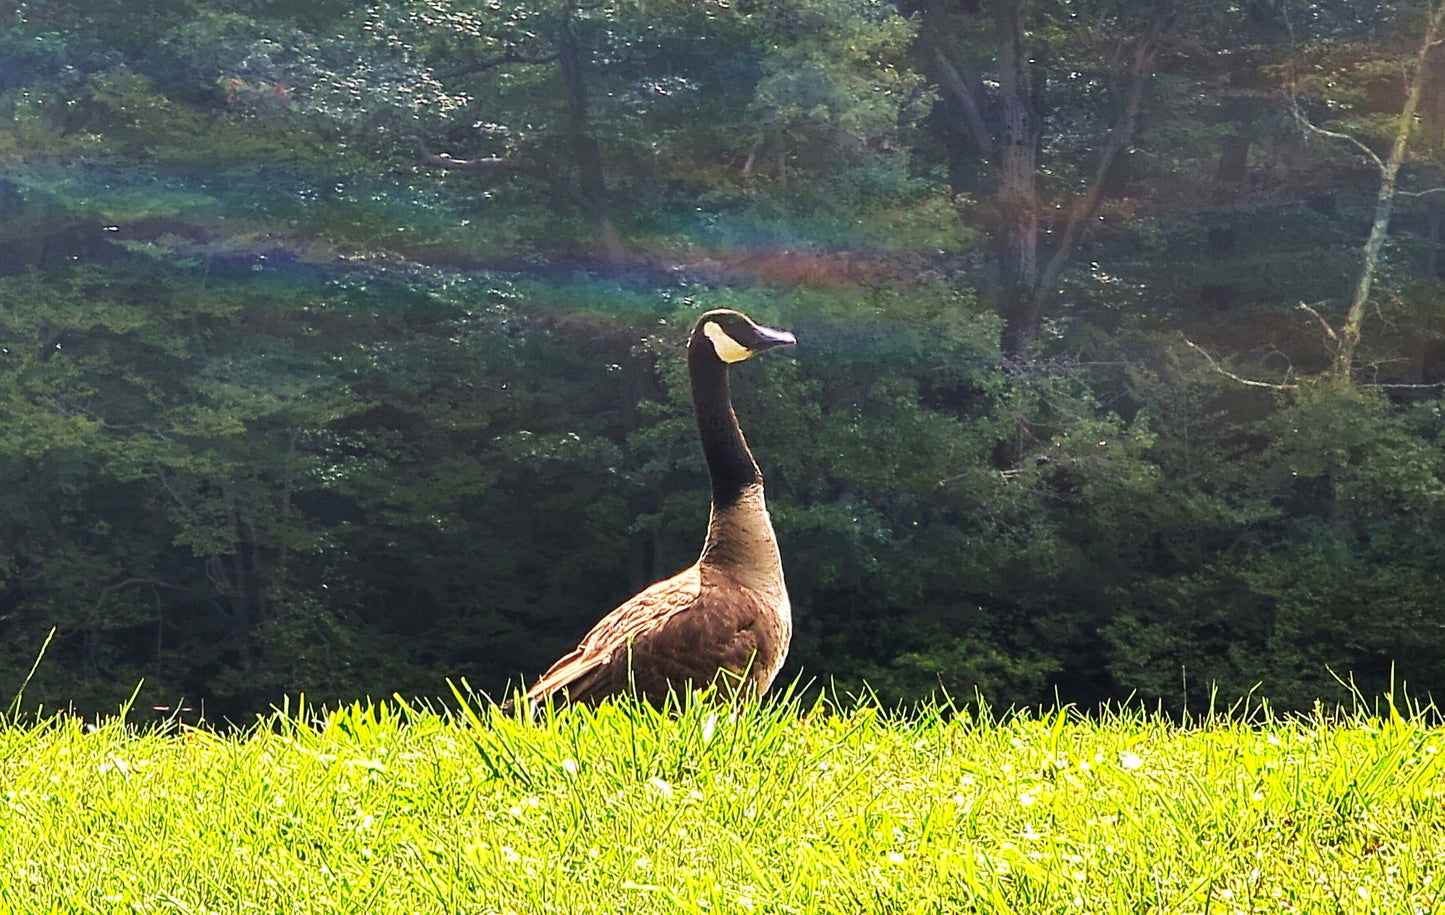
[1,0,1444,719]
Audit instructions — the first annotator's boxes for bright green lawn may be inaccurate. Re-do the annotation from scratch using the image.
[0,688,1441,914]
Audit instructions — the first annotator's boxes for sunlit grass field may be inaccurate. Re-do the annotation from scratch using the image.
[0,685,1442,914]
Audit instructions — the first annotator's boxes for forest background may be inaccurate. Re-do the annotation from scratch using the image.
[1,0,1443,721]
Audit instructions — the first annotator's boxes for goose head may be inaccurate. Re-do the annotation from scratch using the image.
[692,309,796,364]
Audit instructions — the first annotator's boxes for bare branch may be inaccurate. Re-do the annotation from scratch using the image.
[1296,302,1340,343]
[1180,335,1298,390]
[410,136,592,210]
[1368,380,1445,389]
[411,136,548,179]
[1398,186,1445,198]
[1285,94,1386,173]
[1280,1,1388,174]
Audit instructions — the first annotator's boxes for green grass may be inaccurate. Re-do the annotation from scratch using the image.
[1,687,1442,914]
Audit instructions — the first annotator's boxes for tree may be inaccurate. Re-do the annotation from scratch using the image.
[1286,1,1445,379]
[917,0,1170,353]
[401,1,626,264]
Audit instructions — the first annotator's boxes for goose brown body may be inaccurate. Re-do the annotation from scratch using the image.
[521,309,794,709]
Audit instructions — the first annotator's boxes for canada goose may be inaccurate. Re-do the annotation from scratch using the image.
[519,309,795,709]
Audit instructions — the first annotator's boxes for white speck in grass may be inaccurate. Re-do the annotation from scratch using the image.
[648,777,673,798]
[562,758,578,774]
[1019,791,1037,807]
[1020,823,1042,840]
[886,851,905,864]
[99,756,129,777]
[702,712,717,744]
[1356,887,1370,901]
[959,773,976,786]
[1119,751,1143,770]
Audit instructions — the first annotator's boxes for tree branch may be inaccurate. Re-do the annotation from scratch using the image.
[1367,380,1445,389]
[1296,302,1340,343]
[1286,93,1386,174]
[1032,26,1160,306]
[1180,335,1298,390]
[928,46,995,154]
[410,136,591,210]
[1280,1,1388,174]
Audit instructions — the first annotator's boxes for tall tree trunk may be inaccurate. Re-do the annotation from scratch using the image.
[1334,3,1444,379]
[994,0,1042,353]
[555,11,625,267]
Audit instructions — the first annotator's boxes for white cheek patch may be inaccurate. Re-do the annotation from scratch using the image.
[703,321,754,363]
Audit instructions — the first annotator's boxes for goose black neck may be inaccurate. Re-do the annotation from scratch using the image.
[689,342,761,509]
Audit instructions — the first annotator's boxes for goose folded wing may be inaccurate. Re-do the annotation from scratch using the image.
[524,566,703,706]
[623,569,775,698]
[524,566,773,706]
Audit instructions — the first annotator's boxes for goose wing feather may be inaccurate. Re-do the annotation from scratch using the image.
[524,565,777,707]
[524,565,703,706]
